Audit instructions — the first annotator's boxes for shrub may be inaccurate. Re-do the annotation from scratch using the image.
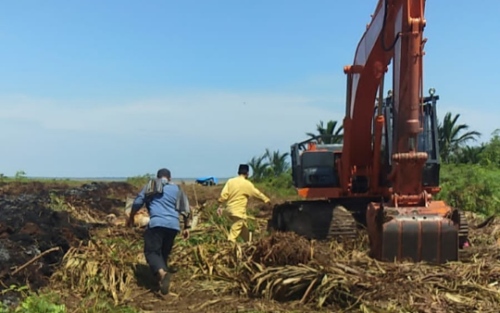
[436,164,500,216]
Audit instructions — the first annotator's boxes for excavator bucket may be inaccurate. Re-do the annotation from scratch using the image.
[366,202,462,264]
[268,200,358,240]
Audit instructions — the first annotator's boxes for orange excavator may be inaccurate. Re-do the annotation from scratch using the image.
[269,0,469,264]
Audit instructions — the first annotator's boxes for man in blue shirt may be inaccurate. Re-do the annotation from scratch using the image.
[127,168,191,295]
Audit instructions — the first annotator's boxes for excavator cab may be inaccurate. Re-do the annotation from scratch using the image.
[270,138,371,242]
[291,139,342,190]
[380,90,441,189]
[268,138,358,241]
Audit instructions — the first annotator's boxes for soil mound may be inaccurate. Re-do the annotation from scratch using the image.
[0,181,136,298]
[250,232,313,266]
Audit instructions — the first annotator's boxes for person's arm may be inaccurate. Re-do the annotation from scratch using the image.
[217,181,230,205]
[127,186,146,227]
[250,184,271,204]
[174,187,191,239]
[217,181,230,216]
[175,187,192,229]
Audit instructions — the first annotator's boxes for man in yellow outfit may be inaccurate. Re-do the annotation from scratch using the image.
[217,164,271,243]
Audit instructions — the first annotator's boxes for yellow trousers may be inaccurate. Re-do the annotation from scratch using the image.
[227,215,249,243]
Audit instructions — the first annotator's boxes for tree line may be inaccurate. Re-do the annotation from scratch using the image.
[249,111,500,181]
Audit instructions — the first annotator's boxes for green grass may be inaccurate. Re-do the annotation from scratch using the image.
[0,176,93,187]
[0,285,139,313]
[125,174,153,188]
[253,172,297,198]
[0,293,65,313]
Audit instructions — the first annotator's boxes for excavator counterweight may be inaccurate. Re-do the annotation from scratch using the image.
[267,0,469,264]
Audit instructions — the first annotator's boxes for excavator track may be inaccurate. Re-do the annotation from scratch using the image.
[326,205,358,240]
[458,210,469,247]
[269,201,359,241]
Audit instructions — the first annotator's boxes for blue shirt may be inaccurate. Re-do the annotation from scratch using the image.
[131,182,182,231]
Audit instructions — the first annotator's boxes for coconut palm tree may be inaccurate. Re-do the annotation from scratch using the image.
[248,155,269,182]
[306,120,343,144]
[438,112,481,163]
[264,148,290,177]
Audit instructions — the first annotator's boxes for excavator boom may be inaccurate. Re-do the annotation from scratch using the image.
[342,0,431,197]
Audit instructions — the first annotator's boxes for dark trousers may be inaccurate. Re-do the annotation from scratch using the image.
[144,226,178,275]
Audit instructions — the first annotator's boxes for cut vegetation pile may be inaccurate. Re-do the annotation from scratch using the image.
[236,231,500,312]
[51,229,140,305]
[1,180,500,312]
[171,220,500,312]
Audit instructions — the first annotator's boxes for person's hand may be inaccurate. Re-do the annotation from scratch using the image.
[217,206,223,216]
[264,201,273,210]
[182,229,190,240]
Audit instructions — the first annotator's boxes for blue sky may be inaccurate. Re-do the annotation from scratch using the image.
[0,0,498,178]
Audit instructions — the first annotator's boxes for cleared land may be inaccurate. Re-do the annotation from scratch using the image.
[0,180,499,313]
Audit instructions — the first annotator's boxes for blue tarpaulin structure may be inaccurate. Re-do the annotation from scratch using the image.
[195,176,218,186]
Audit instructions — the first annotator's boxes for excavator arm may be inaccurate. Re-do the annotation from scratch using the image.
[341,0,427,198]
[342,0,466,263]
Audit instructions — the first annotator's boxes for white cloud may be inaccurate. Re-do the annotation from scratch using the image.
[0,91,345,143]
[0,91,347,177]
